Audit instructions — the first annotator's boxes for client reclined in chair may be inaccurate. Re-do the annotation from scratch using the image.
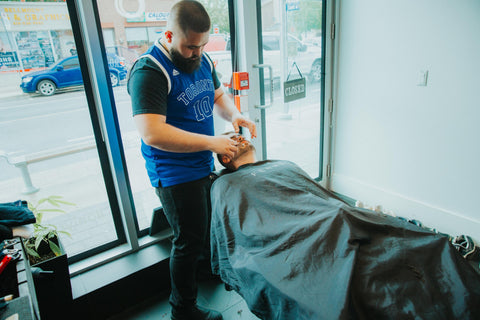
[210,132,480,320]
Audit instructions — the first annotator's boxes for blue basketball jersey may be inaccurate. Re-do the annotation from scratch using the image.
[139,39,216,187]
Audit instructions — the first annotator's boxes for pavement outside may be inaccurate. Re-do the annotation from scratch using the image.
[0,71,26,99]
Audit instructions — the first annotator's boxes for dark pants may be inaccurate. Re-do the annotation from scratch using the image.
[155,175,214,309]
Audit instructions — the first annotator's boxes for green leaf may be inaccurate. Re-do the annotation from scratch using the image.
[46,198,61,207]
[58,230,71,237]
[25,246,41,258]
[48,231,57,239]
[34,236,45,250]
[37,208,66,213]
[36,228,52,237]
[37,198,49,206]
[54,199,76,206]
[49,241,62,256]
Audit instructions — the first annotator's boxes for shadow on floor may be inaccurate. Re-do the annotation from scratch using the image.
[108,278,260,320]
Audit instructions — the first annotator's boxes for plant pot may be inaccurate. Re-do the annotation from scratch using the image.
[25,236,73,319]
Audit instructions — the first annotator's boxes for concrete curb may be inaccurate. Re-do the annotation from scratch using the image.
[0,90,24,99]
[0,73,25,98]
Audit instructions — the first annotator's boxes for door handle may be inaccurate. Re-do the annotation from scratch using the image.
[252,64,274,109]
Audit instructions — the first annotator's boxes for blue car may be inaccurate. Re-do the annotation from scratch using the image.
[20,53,128,96]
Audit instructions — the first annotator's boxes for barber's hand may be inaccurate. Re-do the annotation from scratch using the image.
[209,135,238,159]
[232,114,257,138]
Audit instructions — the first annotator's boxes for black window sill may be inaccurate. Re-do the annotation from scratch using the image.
[69,235,172,319]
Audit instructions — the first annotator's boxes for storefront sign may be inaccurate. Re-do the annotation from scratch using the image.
[145,12,169,22]
[284,77,306,103]
[0,2,71,31]
[0,51,20,68]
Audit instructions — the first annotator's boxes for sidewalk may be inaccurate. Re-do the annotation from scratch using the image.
[0,72,27,98]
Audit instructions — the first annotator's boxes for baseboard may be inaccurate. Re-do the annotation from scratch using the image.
[331,173,480,241]
[71,258,170,320]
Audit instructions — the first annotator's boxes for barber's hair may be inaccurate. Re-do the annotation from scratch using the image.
[168,1,211,35]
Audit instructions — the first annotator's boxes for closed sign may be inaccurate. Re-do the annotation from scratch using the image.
[284,78,306,102]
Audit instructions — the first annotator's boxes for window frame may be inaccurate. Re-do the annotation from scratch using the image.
[66,0,139,265]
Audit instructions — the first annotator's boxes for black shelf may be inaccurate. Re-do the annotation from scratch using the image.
[0,237,40,320]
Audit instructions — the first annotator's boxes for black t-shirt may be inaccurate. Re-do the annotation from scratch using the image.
[127,53,222,116]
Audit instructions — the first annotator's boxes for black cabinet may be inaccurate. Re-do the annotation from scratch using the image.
[0,237,40,320]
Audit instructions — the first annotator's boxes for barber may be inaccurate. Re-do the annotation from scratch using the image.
[127,1,256,320]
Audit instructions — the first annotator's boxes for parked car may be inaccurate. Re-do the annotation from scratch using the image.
[204,34,228,52]
[106,45,139,70]
[263,32,322,82]
[20,53,128,96]
[207,32,322,89]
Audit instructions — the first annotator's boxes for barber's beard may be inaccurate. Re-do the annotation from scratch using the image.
[170,48,201,73]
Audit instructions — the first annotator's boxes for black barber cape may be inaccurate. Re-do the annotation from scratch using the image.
[210,160,480,320]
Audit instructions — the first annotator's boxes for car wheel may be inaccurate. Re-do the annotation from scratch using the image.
[37,80,56,96]
[110,72,119,87]
[310,60,322,82]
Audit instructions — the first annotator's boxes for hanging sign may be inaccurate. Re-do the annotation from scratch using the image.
[284,62,306,102]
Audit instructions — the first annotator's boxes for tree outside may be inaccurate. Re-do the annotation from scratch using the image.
[197,0,230,34]
[288,1,323,39]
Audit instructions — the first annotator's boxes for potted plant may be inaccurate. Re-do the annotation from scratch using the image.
[22,195,75,320]
[23,195,73,265]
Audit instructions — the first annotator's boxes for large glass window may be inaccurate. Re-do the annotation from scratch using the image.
[0,0,124,261]
[0,0,325,272]
[0,0,235,267]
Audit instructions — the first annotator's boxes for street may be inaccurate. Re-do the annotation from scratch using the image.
[0,85,134,180]
[0,78,322,183]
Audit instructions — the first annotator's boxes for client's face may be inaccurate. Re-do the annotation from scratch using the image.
[229,133,254,159]
[218,132,256,170]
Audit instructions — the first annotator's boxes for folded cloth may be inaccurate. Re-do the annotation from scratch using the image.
[0,200,36,227]
[0,223,13,243]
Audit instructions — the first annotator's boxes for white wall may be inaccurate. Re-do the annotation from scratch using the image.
[331,0,480,239]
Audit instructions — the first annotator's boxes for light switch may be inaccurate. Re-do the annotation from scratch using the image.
[417,70,428,86]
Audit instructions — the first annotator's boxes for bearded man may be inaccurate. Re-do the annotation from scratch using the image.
[127,1,256,319]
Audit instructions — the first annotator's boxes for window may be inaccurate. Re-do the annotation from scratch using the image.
[0,0,124,264]
[96,0,234,235]
[0,0,325,276]
[61,58,80,70]
[263,35,280,51]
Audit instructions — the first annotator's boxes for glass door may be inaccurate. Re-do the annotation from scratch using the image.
[234,0,325,180]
